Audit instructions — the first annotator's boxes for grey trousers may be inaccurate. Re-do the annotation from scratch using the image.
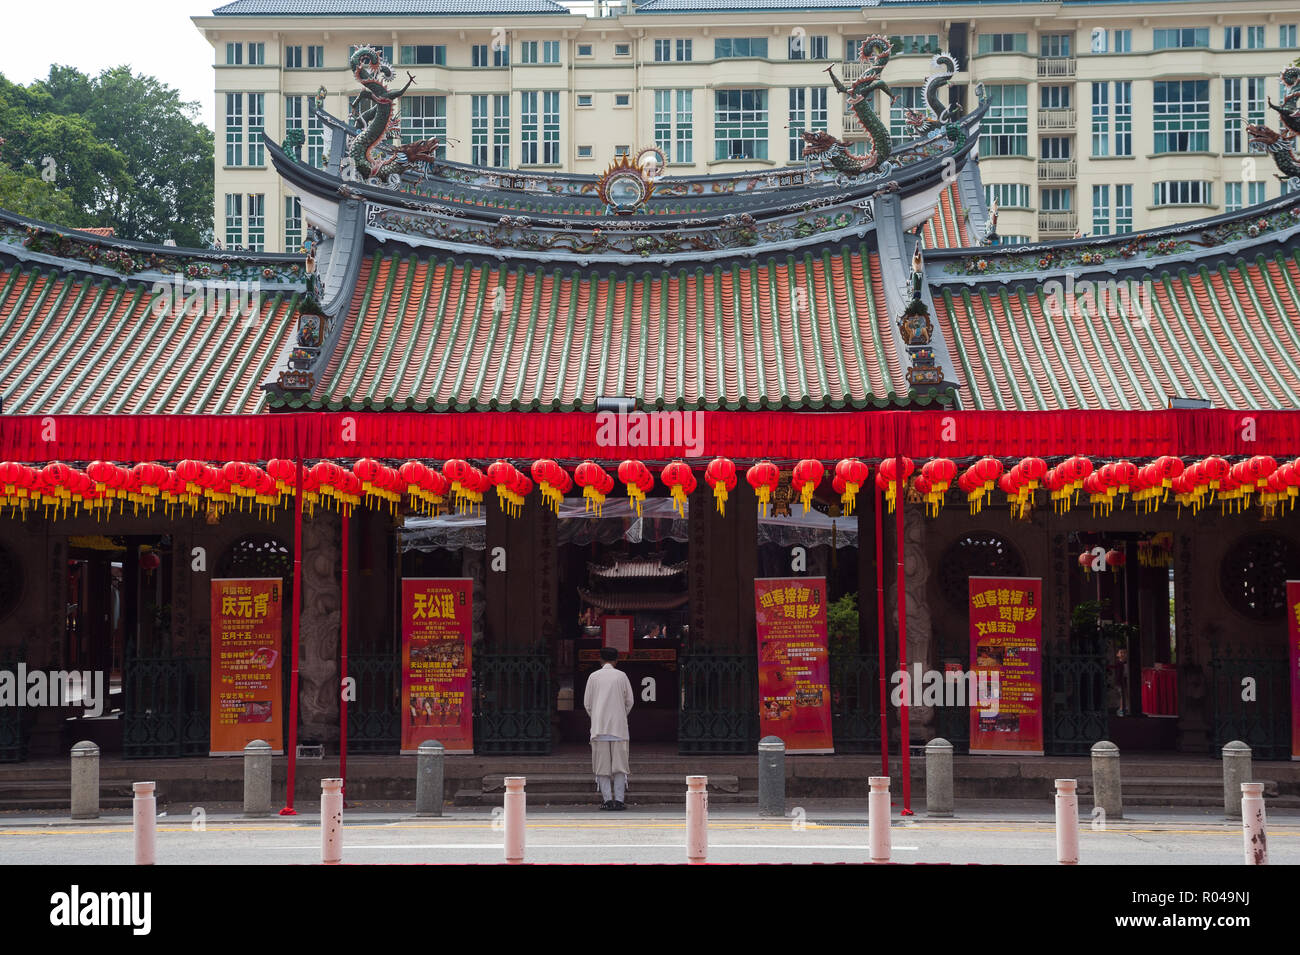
[592,740,630,801]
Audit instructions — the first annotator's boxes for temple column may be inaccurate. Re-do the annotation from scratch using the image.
[299,512,341,742]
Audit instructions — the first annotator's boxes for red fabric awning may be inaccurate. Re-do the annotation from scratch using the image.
[2,409,1298,464]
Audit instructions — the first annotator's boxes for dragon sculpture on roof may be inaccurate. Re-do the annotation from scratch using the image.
[343,46,442,185]
[803,38,965,181]
[1247,66,1300,186]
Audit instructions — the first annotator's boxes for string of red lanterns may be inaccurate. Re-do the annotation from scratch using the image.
[3,455,1298,523]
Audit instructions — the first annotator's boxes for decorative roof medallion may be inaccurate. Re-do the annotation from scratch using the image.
[596,150,661,214]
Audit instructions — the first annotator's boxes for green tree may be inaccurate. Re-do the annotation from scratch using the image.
[0,164,76,223]
[0,66,214,246]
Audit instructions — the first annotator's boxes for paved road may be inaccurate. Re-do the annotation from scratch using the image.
[2,809,1296,865]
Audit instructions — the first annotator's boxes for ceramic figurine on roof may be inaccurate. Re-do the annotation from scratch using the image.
[1248,64,1300,186]
[343,46,439,185]
[902,53,966,148]
[803,35,894,179]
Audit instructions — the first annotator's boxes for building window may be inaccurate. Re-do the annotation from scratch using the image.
[979,84,1028,156]
[246,193,265,251]
[1282,25,1298,48]
[890,34,940,55]
[246,93,265,166]
[1225,26,1243,50]
[714,38,768,59]
[1153,28,1208,49]
[1092,184,1110,235]
[999,235,1033,245]
[520,41,539,64]
[577,145,593,158]
[248,43,265,66]
[1248,181,1266,206]
[788,87,827,160]
[400,96,447,158]
[285,96,324,167]
[614,43,630,57]
[788,34,828,60]
[1039,34,1072,57]
[1040,187,1072,211]
[494,45,510,67]
[614,93,630,107]
[976,33,1028,54]
[714,88,768,160]
[1040,85,1071,109]
[1039,136,1071,160]
[285,46,302,69]
[888,86,924,142]
[544,40,559,63]
[654,89,693,164]
[493,94,509,167]
[471,95,489,166]
[984,183,1031,209]
[1115,184,1132,232]
[520,91,558,164]
[1225,180,1242,212]
[224,193,242,247]
[308,45,324,68]
[577,43,593,57]
[655,39,671,62]
[225,42,242,66]
[1152,180,1212,206]
[400,45,446,66]
[1111,29,1132,53]
[614,145,630,157]
[284,196,302,253]
[1152,80,1209,153]
[1091,82,1108,156]
[225,93,243,166]
[1224,77,1267,153]
[1114,81,1132,156]
[349,45,393,64]
[676,39,693,61]
[577,93,594,107]
[1248,25,1265,49]
[472,44,489,67]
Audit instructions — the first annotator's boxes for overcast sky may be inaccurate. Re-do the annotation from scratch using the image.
[5,2,218,128]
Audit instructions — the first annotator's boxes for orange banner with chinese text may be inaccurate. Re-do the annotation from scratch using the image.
[755,577,833,754]
[401,578,473,754]
[969,576,1044,756]
[210,578,284,756]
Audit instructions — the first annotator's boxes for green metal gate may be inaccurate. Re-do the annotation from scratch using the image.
[678,649,758,754]
[473,652,552,755]
[346,651,400,752]
[1207,646,1290,760]
[829,651,883,753]
[123,655,209,758]
[1044,636,1109,756]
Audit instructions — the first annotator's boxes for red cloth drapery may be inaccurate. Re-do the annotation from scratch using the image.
[2,409,1299,463]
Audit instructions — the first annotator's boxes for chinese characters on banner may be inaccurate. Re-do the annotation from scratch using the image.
[401,578,473,754]
[755,577,833,754]
[209,578,284,755]
[969,576,1044,756]
[1289,581,1300,761]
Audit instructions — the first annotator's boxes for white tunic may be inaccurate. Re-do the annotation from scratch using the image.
[584,663,634,740]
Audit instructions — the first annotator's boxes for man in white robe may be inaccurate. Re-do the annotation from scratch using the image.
[584,646,635,810]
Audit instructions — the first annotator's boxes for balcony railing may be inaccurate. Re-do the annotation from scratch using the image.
[1038,159,1077,182]
[1038,57,1076,78]
[843,111,866,137]
[1037,108,1076,130]
[1038,210,1078,235]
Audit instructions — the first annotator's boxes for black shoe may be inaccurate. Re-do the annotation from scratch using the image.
[600,800,614,811]
[613,801,626,811]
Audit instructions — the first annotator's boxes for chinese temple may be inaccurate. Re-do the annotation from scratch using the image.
[2,43,1300,808]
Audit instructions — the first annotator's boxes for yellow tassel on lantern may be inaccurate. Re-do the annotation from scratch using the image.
[713,483,728,515]
[756,485,771,517]
[628,485,645,517]
[583,484,606,516]
[842,481,859,516]
[670,484,688,517]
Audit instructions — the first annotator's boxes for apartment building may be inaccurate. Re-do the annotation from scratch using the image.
[195,0,1300,251]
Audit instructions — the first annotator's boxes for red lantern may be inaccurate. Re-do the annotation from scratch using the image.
[704,457,737,515]
[746,460,780,517]
[791,459,825,514]
[1105,547,1126,571]
[661,460,694,517]
[531,459,568,513]
[833,458,870,515]
[618,460,654,516]
[574,460,611,514]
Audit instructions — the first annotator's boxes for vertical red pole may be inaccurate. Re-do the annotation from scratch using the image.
[340,506,350,802]
[280,432,303,815]
[875,483,888,778]
[895,424,912,816]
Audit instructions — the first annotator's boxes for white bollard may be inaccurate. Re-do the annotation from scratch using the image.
[133,782,156,866]
[1241,782,1268,866]
[1055,778,1079,865]
[868,776,891,862]
[686,775,709,864]
[504,776,526,865]
[321,778,344,865]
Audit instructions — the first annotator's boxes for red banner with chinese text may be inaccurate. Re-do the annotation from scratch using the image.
[401,578,473,754]
[969,576,1044,756]
[1289,581,1300,761]
[209,578,284,756]
[755,577,833,754]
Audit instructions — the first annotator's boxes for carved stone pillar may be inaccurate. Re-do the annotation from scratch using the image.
[884,503,934,742]
[299,514,341,742]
